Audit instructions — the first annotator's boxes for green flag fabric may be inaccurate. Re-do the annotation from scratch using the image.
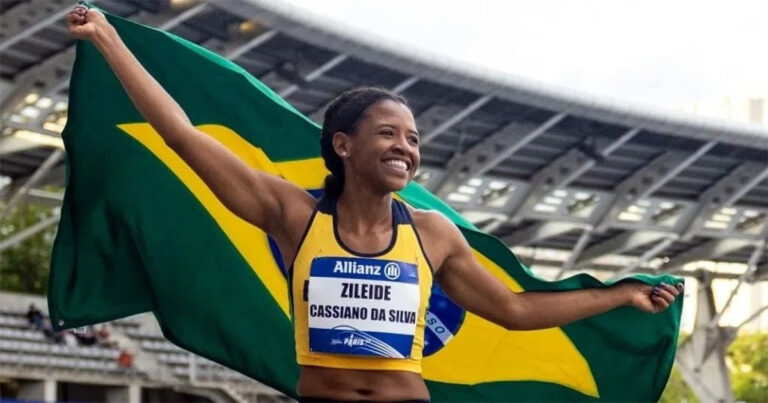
[49,11,683,401]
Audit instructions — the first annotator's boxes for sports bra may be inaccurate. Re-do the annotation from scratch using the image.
[290,195,433,373]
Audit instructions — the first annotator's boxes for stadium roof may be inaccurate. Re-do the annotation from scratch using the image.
[1,0,767,281]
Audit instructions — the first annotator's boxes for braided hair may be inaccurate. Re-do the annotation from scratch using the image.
[320,87,408,198]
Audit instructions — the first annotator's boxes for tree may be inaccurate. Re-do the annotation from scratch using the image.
[728,332,768,402]
[660,365,699,402]
[0,202,57,295]
[660,331,768,402]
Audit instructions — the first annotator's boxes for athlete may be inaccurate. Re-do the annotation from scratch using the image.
[68,6,682,401]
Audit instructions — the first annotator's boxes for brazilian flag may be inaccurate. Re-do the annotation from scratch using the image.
[49,11,683,401]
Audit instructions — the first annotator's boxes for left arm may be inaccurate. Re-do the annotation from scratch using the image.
[418,211,682,331]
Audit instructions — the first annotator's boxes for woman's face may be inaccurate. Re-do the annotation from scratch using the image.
[336,99,421,193]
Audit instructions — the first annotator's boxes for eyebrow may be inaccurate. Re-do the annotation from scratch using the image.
[377,123,420,137]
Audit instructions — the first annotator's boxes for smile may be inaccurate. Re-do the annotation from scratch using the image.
[383,159,410,172]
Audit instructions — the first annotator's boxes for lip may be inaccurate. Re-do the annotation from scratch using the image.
[381,158,411,175]
[382,157,411,170]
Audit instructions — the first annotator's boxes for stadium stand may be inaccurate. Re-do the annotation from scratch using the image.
[1,0,767,401]
[0,292,288,402]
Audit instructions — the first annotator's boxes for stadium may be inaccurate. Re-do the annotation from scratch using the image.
[0,0,766,401]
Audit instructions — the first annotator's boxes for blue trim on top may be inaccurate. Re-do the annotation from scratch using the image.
[391,198,412,225]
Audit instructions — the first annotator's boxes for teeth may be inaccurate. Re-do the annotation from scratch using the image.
[384,159,408,171]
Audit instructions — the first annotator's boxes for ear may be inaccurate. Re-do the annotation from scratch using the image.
[332,131,352,158]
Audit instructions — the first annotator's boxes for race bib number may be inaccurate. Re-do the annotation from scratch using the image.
[307,256,420,358]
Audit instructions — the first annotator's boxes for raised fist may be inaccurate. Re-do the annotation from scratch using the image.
[67,5,110,41]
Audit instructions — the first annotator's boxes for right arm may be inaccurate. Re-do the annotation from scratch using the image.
[67,6,315,242]
[414,210,682,331]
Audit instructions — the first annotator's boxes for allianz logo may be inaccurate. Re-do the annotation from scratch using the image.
[333,260,401,280]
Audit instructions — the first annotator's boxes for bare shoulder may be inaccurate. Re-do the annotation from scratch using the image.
[282,182,317,212]
[264,176,318,244]
[407,206,464,269]
[409,207,456,237]
[279,183,318,236]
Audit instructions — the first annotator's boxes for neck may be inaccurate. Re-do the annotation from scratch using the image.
[336,185,392,234]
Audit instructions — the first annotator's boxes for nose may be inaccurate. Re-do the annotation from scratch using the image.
[391,133,409,154]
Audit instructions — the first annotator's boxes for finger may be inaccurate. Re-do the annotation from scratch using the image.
[654,288,676,303]
[651,295,670,310]
[68,9,85,19]
[69,18,85,28]
[67,13,81,25]
[660,283,680,297]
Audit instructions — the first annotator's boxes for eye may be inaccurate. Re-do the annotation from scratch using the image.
[379,129,394,136]
[408,135,419,145]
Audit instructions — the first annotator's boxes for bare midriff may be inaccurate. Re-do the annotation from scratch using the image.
[297,366,430,400]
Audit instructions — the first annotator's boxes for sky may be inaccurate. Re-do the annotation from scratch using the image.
[280,0,768,111]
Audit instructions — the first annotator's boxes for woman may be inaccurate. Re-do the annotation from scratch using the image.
[67,6,682,401]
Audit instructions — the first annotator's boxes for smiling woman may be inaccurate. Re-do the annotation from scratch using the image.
[66,4,684,401]
[319,88,419,199]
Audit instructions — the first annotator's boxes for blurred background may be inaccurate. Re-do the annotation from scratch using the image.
[0,0,766,401]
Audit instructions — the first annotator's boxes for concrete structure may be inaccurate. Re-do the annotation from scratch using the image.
[1,1,766,401]
[0,292,286,402]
